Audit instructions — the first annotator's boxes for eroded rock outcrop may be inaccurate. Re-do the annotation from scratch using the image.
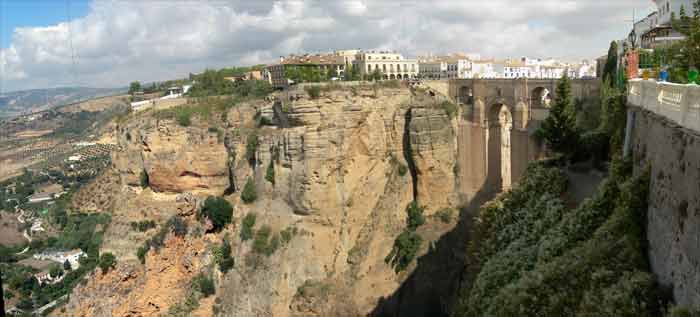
[114,119,230,196]
[62,85,461,317]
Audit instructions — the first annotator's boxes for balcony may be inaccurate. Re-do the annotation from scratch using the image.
[628,79,700,132]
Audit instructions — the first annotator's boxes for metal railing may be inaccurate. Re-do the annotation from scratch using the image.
[628,79,700,132]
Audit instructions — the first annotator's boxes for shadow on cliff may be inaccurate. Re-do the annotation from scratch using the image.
[369,187,495,317]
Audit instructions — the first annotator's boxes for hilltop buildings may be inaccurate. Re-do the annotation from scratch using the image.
[262,49,595,87]
[353,51,419,80]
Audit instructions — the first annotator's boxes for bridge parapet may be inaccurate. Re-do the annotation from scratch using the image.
[628,79,700,132]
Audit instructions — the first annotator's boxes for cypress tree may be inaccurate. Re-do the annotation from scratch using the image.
[535,74,579,156]
[602,41,618,85]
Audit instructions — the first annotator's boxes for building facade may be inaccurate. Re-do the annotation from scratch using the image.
[263,54,346,88]
[354,51,418,79]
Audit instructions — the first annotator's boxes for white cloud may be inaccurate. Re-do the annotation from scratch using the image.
[0,0,654,92]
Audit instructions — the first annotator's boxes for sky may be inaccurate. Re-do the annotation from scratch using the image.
[0,0,656,93]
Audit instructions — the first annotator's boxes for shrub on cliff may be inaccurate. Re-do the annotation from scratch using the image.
[385,202,427,273]
[406,202,426,230]
[98,252,116,274]
[245,133,258,165]
[199,196,233,232]
[305,85,321,99]
[214,236,234,274]
[192,273,216,297]
[240,213,256,241]
[241,177,257,204]
[265,161,275,184]
[385,230,422,273]
[139,169,149,188]
[252,225,280,256]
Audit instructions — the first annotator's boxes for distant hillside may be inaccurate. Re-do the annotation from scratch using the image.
[0,87,126,118]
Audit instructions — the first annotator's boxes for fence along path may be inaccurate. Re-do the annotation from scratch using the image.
[628,79,700,132]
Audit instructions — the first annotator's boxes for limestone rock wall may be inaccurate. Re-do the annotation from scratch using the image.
[113,117,230,196]
[631,108,700,309]
[63,86,461,317]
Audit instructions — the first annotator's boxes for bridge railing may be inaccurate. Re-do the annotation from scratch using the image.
[628,79,700,132]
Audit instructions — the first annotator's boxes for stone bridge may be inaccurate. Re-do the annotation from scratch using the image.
[438,78,601,199]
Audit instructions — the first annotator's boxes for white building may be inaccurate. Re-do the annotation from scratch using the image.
[34,249,86,268]
[353,51,418,80]
[418,54,474,79]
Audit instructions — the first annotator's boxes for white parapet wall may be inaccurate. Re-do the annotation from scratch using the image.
[628,79,700,132]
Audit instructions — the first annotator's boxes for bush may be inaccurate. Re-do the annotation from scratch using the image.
[439,100,458,119]
[305,86,321,99]
[241,177,257,204]
[167,216,188,237]
[140,169,149,188]
[435,208,454,223]
[240,213,256,241]
[265,161,275,184]
[385,202,426,273]
[215,237,234,274]
[176,110,192,127]
[137,245,149,264]
[130,220,156,232]
[192,273,215,297]
[98,252,116,274]
[406,202,425,231]
[397,164,408,176]
[252,225,280,256]
[199,196,233,232]
[385,230,422,273]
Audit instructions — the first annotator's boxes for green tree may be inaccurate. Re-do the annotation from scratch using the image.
[129,81,141,95]
[241,177,257,204]
[49,263,63,278]
[535,74,580,156]
[240,213,256,241]
[99,252,116,274]
[602,41,618,86]
[670,1,700,82]
[199,196,234,232]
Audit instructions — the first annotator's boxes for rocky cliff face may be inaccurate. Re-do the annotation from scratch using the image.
[114,117,230,196]
[60,85,460,316]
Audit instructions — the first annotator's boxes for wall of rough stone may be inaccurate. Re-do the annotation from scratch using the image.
[631,107,700,309]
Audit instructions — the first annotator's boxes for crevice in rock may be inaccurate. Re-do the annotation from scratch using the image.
[223,131,237,195]
[273,100,291,128]
[403,106,418,200]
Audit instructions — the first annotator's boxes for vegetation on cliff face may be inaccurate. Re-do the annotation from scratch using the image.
[199,196,233,232]
[385,202,426,273]
[455,158,662,316]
